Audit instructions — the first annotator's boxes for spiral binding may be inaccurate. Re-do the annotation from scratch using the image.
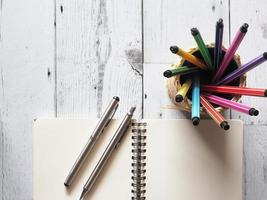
[131,122,147,200]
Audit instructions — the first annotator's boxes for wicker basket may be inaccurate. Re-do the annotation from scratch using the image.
[167,44,247,114]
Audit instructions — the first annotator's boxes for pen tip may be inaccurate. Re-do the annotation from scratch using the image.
[170,46,179,54]
[129,107,136,114]
[175,94,183,103]
[191,27,199,36]
[264,90,267,97]
[64,182,70,187]
[240,23,249,33]
[113,96,120,101]
[249,108,259,116]
[192,117,200,126]
[220,121,230,130]
[79,189,87,200]
[217,18,224,26]
[163,70,172,78]
[263,52,267,60]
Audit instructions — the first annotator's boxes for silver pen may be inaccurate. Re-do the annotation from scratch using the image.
[79,107,136,200]
[64,96,120,187]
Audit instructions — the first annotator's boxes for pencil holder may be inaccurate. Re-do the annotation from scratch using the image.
[167,44,246,114]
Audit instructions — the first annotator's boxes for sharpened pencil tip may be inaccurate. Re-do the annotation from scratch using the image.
[170,46,179,54]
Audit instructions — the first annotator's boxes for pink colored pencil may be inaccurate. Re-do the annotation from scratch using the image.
[202,93,259,116]
[212,23,249,82]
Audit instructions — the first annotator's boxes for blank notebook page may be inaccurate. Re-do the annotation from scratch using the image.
[33,119,132,200]
[33,119,243,200]
[146,119,243,200]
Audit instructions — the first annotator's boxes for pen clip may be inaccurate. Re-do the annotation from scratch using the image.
[105,103,119,128]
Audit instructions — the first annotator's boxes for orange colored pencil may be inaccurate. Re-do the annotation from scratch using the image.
[200,95,230,130]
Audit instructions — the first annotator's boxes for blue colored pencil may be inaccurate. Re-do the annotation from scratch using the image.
[191,75,200,126]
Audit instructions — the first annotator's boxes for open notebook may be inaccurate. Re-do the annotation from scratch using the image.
[33,119,243,200]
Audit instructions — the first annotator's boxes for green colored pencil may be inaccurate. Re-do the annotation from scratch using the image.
[191,28,213,71]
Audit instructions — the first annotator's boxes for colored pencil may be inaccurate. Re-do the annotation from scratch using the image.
[175,79,192,102]
[191,75,200,125]
[214,19,224,71]
[202,93,259,116]
[201,85,267,97]
[200,95,230,130]
[191,28,213,71]
[163,66,200,78]
[212,23,249,82]
[216,52,267,85]
[170,46,207,70]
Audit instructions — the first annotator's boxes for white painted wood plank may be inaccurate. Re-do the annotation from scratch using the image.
[144,63,190,119]
[244,125,267,200]
[230,0,267,125]
[56,0,142,119]
[143,0,230,64]
[0,0,55,199]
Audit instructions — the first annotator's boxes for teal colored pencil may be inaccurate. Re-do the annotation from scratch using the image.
[191,75,200,126]
[191,28,213,71]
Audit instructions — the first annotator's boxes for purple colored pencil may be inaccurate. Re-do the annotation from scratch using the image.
[212,23,249,82]
[202,93,259,116]
[216,52,267,85]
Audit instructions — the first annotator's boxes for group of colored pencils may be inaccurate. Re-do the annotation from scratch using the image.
[163,19,267,130]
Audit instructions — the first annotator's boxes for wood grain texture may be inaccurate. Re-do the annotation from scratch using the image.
[244,125,267,200]
[230,0,267,125]
[0,0,266,199]
[0,0,55,199]
[55,0,142,119]
[143,0,230,64]
[144,63,190,119]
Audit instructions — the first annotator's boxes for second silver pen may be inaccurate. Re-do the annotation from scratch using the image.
[79,107,136,200]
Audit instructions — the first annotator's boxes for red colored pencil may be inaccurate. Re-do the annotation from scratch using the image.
[200,96,230,130]
[201,85,267,97]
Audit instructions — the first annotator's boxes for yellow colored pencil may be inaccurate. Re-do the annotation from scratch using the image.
[170,46,207,70]
[175,79,192,102]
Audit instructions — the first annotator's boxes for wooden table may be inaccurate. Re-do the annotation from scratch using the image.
[0,0,266,199]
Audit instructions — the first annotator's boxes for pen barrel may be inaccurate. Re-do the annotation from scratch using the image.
[214,19,224,70]
[200,96,225,126]
[192,31,213,70]
[191,75,200,124]
[83,108,135,193]
[216,54,267,85]
[212,27,247,82]
[203,94,254,115]
[201,85,266,97]
[64,97,119,187]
